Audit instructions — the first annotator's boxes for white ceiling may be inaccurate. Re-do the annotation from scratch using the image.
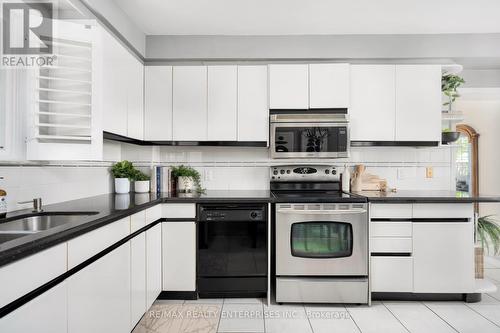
[114,0,500,36]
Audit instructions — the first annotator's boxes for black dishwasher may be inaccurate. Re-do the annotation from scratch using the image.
[197,203,267,298]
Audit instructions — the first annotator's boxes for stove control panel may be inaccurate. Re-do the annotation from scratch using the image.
[270,165,340,182]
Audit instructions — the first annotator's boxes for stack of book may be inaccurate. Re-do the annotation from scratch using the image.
[150,166,173,194]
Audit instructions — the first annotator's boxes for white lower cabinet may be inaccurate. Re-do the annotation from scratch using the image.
[162,222,196,291]
[0,281,68,333]
[67,242,131,333]
[146,223,162,308]
[371,257,413,292]
[130,233,147,329]
[413,221,475,293]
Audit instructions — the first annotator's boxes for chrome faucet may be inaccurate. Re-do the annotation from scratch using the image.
[18,198,43,212]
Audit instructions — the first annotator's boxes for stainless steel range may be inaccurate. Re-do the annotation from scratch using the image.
[271,165,369,304]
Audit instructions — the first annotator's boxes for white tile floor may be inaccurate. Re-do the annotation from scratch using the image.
[134,257,500,333]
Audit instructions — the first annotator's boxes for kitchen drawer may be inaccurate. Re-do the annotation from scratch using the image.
[0,243,67,308]
[412,204,474,219]
[370,237,412,253]
[67,217,130,269]
[130,211,146,233]
[371,222,412,237]
[145,204,162,225]
[162,203,196,219]
[371,256,413,292]
[370,204,412,219]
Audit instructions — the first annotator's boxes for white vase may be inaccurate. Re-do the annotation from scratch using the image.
[114,178,130,194]
[177,176,195,193]
[134,180,150,193]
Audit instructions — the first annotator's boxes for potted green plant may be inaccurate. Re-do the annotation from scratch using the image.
[133,170,150,193]
[110,160,135,194]
[171,165,205,194]
[442,73,465,113]
[441,128,460,144]
[478,215,500,255]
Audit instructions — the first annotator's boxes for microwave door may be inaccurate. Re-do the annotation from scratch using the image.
[271,123,349,159]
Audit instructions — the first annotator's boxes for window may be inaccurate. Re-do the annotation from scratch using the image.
[455,133,472,192]
[291,222,353,258]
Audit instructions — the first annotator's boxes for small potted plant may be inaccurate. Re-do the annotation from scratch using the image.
[171,165,205,194]
[110,160,135,194]
[133,170,150,193]
[442,128,461,145]
[442,73,465,113]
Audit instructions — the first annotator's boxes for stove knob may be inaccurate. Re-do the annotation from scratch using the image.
[332,169,337,175]
[286,170,291,174]
[280,170,285,175]
[273,170,278,175]
[325,169,330,174]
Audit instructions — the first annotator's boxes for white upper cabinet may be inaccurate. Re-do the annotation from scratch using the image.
[237,66,269,142]
[144,66,173,141]
[127,57,144,140]
[269,64,309,109]
[207,66,237,141]
[102,27,128,137]
[309,63,350,109]
[172,66,208,141]
[350,65,396,141]
[395,65,442,142]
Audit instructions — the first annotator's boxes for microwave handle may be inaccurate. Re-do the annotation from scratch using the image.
[277,209,366,215]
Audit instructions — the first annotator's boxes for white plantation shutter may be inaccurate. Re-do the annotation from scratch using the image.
[27,19,102,160]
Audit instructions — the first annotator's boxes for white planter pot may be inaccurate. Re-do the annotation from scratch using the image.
[114,178,130,194]
[177,176,195,193]
[134,180,150,193]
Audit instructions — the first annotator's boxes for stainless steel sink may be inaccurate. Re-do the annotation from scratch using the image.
[0,212,99,238]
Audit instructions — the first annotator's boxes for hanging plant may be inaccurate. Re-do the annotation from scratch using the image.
[477,215,500,255]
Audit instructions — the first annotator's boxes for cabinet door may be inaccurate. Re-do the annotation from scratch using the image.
[208,66,237,141]
[350,65,396,141]
[413,222,475,293]
[162,222,196,291]
[102,28,128,136]
[172,66,208,141]
[68,242,131,333]
[0,281,67,333]
[146,223,162,308]
[269,64,309,109]
[127,56,144,140]
[144,66,173,141]
[309,63,350,108]
[131,234,147,329]
[395,65,441,142]
[237,66,269,142]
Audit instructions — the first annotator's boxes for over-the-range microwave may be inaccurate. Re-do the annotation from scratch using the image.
[270,112,350,159]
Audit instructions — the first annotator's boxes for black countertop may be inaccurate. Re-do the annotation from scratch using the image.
[352,190,500,204]
[1,189,499,267]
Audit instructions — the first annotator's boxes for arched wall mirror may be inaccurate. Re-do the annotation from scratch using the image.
[455,124,480,213]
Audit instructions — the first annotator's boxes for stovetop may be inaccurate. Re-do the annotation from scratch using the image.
[271,190,367,203]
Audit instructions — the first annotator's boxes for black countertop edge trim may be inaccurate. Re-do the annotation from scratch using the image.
[0,199,163,267]
[351,141,439,147]
[158,291,197,300]
[0,218,162,319]
[161,198,272,203]
[371,218,413,222]
[270,108,348,114]
[371,253,412,257]
[104,131,267,147]
[366,198,500,203]
[163,218,197,222]
[412,218,469,223]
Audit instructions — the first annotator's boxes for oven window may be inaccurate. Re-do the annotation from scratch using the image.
[274,126,347,153]
[291,222,353,258]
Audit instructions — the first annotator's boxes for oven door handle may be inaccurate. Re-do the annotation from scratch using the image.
[277,209,366,215]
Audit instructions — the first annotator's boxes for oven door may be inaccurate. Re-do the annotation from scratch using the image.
[271,122,349,159]
[276,204,368,276]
